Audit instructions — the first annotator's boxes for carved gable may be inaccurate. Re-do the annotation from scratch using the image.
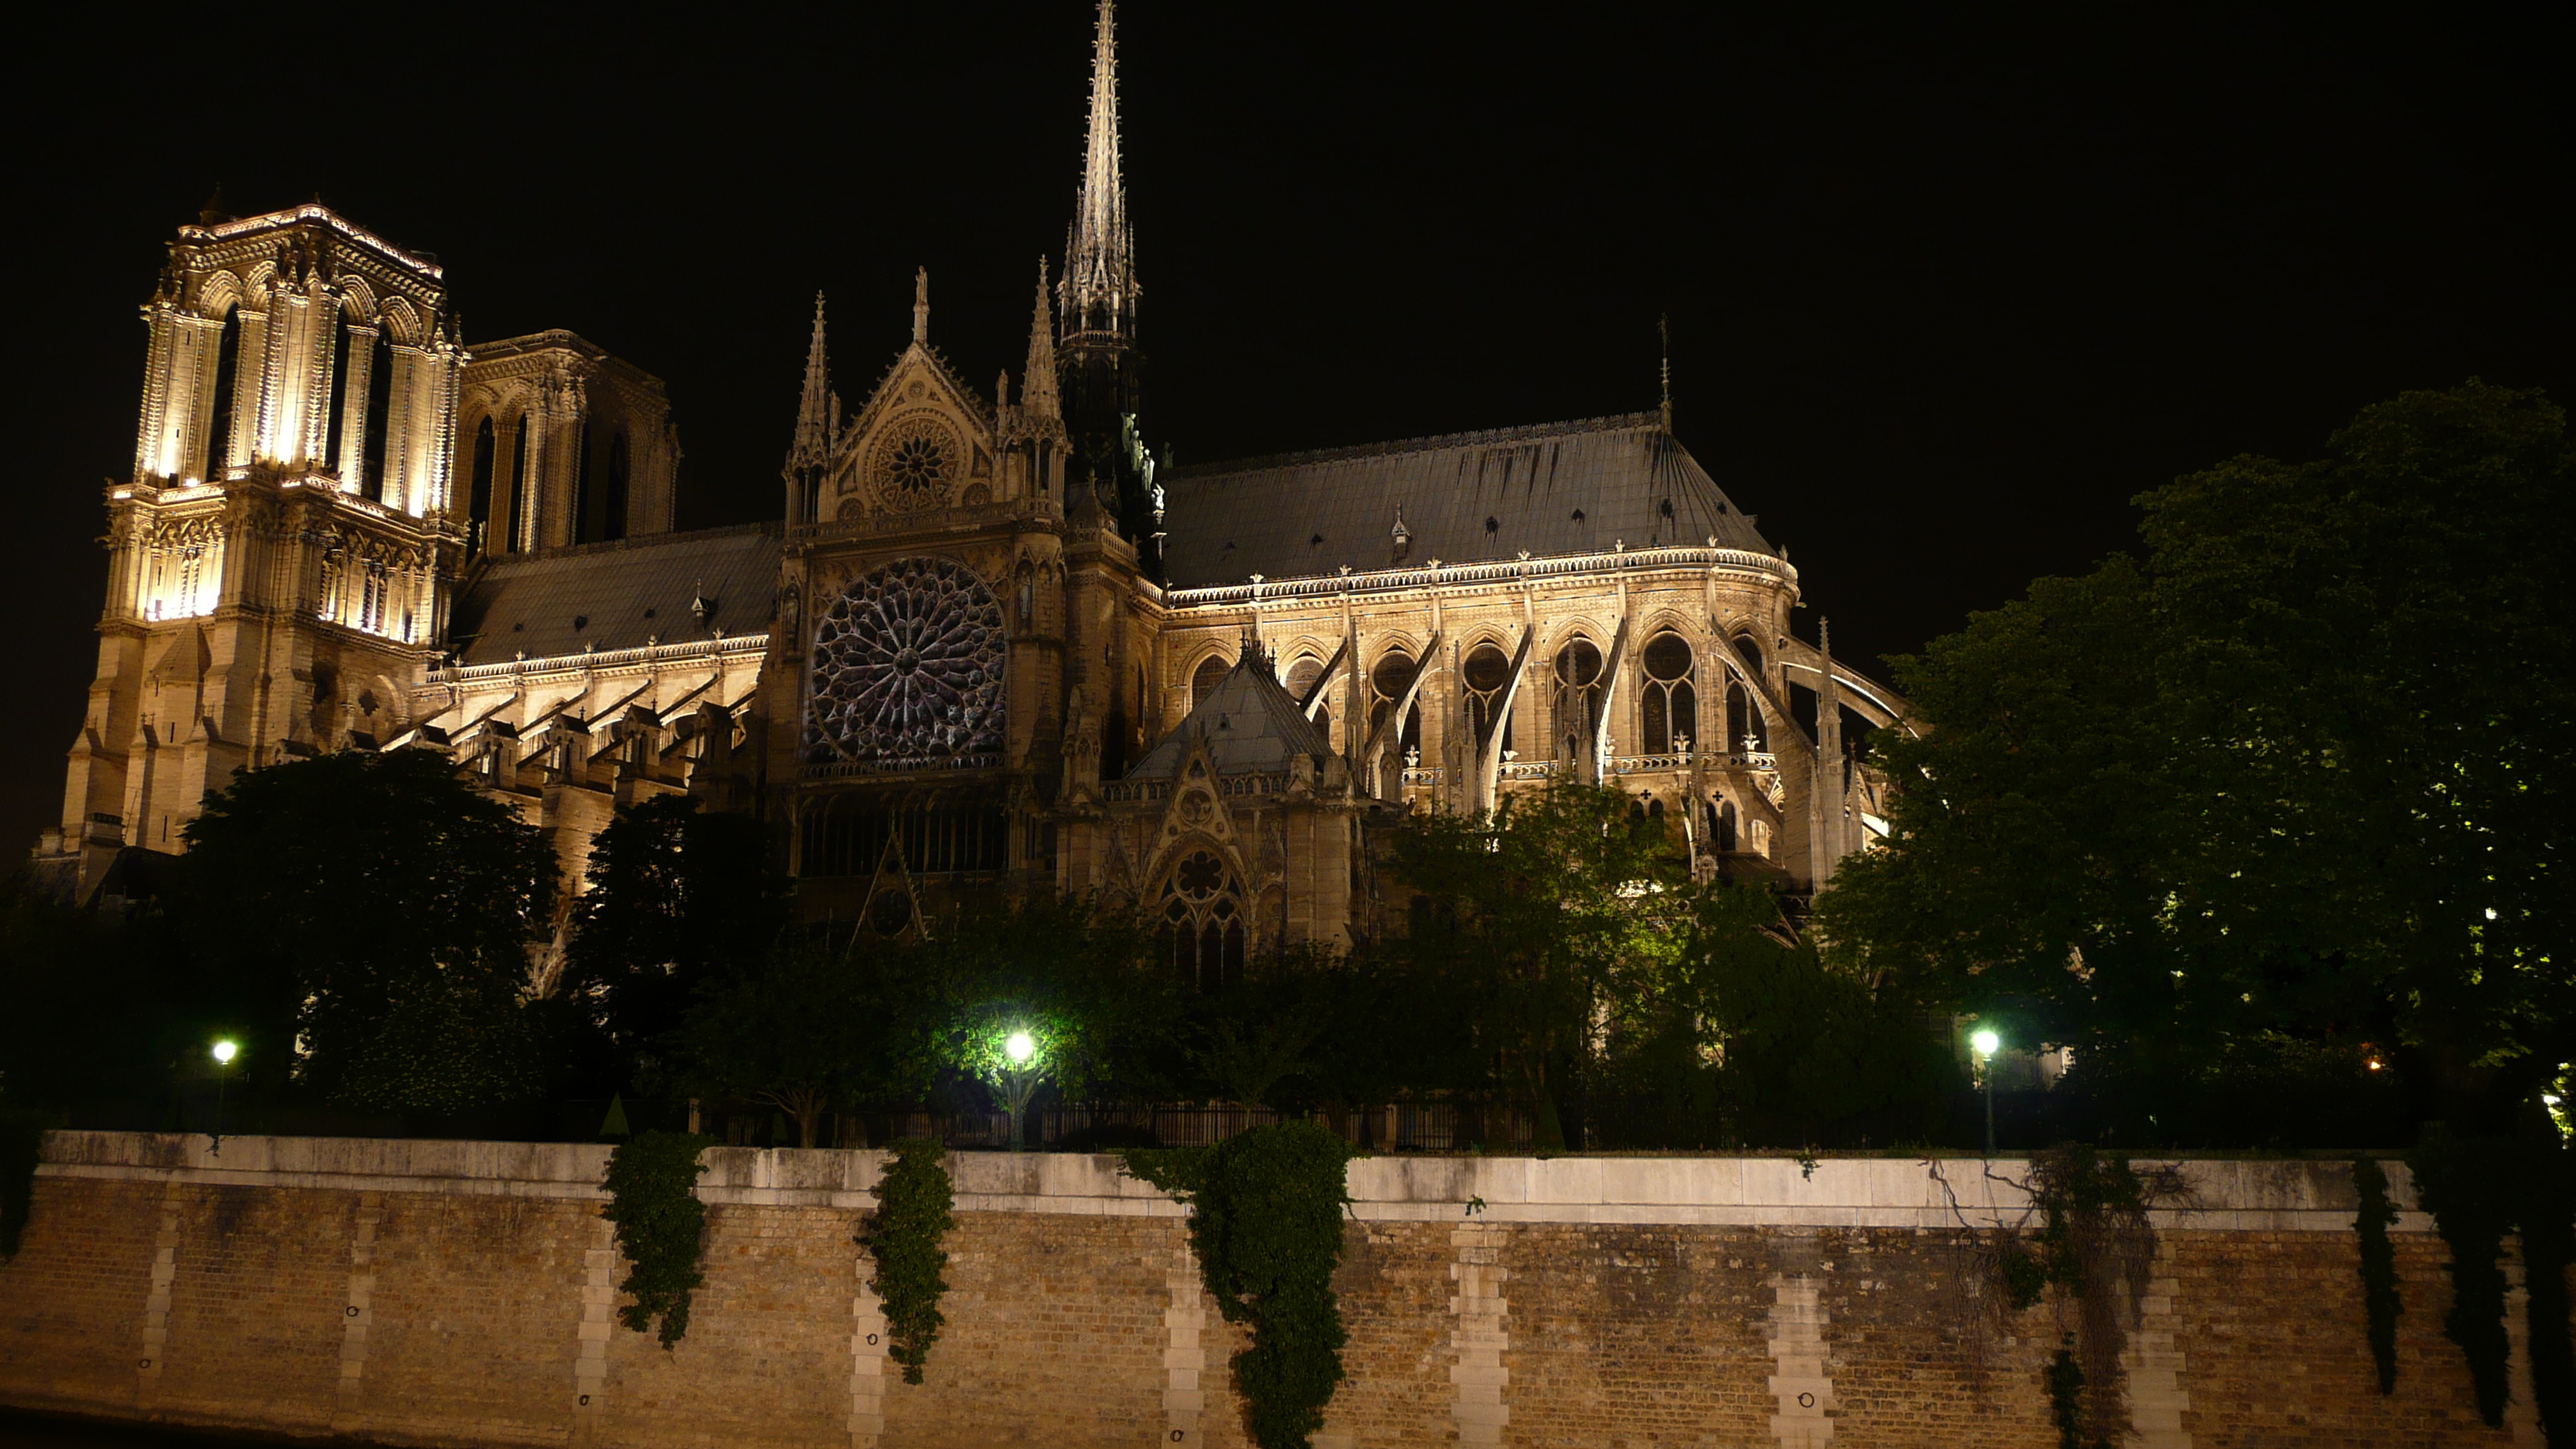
[832,347,997,521]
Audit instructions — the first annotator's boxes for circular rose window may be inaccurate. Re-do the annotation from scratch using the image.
[869,413,961,509]
[807,557,1005,764]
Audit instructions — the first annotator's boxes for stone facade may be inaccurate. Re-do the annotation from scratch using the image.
[35,2,1903,952]
[0,1132,2548,1447]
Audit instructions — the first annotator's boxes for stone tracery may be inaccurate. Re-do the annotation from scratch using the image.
[807,557,1006,765]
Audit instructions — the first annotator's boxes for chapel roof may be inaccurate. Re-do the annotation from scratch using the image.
[1160,413,1774,587]
[1129,652,1331,779]
[446,524,782,666]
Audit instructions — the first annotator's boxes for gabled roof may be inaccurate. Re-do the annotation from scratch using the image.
[1129,653,1331,778]
[1160,413,1773,587]
[447,525,781,665]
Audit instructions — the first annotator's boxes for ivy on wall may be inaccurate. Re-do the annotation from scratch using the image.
[860,1139,954,1384]
[2352,1157,2402,1395]
[0,1109,44,1259]
[1990,1145,2184,1449]
[1126,1122,1358,1449]
[2410,1134,2515,1426]
[601,1130,715,1348]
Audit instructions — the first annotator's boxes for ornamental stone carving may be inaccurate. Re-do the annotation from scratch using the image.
[807,557,1005,765]
[868,411,964,511]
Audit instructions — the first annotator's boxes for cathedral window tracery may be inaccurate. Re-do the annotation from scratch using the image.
[1553,638,1605,762]
[1160,846,1246,994]
[1641,632,1697,754]
[806,557,1006,766]
[1463,642,1515,752]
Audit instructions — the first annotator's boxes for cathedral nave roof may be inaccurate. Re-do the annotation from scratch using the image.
[446,524,782,666]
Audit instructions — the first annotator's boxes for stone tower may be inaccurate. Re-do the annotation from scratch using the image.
[49,202,468,891]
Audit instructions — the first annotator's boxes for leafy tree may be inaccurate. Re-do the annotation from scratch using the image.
[1391,781,1686,1150]
[676,930,880,1148]
[920,894,1174,1112]
[559,794,790,1088]
[1821,382,2574,1142]
[176,748,555,1112]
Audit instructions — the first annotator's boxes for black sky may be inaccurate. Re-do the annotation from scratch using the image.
[4,4,2567,851]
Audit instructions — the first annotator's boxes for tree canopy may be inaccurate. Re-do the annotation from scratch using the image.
[1821,381,2573,1142]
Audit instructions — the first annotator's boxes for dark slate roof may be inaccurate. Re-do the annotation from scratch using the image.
[1160,413,1773,587]
[1130,653,1331,779]
[447,525,783,665]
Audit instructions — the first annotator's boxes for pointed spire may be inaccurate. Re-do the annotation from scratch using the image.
[1061,0,1136,336]
[1023,257,1063,421]
[788,291,837,471]
[1658,313,1673,433]
[911,267,930,346]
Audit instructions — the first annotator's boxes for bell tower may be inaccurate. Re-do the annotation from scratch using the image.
[45,202,468,896]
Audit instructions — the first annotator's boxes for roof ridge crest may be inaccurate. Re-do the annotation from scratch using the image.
[1173,410,1663,478]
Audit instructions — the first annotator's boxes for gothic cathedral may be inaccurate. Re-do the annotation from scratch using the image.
[39,3,1906,972]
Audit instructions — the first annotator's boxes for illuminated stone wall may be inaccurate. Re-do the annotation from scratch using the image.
[0,1133,2547,1447]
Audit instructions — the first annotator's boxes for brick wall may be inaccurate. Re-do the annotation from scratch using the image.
[0,1135,2554,1447]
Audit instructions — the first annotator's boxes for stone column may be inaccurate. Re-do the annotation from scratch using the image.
[1448,1221,1509,1447]
[1766,1269,1834,1447]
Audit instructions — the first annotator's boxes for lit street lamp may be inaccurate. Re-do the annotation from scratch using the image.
[998,1029,1043,1152]
[1970,1027,2001,1157]
[210,1039,239,1156]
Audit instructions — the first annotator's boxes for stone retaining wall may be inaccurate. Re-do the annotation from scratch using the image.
[0,1132,2546,1447]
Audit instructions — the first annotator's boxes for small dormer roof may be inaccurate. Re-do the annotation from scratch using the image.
[1129,652,1330,779]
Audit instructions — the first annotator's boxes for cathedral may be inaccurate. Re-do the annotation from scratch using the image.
[36,3,1905,968]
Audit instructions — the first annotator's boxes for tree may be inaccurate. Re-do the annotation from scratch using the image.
[675,930,879,1149]
[1821,382,2574,1142]
[559,794,791,1088]
[175,748,556,1113]
[1391,781,1687,1151]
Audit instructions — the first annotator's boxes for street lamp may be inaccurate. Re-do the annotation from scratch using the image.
[210,1039,239,1156]
[997,1029,1043,1152]
[1969,1027,2001,1157]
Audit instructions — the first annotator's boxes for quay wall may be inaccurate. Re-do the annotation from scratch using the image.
[0,1132,2550,1447]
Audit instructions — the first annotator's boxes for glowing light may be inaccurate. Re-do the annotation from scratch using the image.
[211,1040,238,1065]
[1004,1031,1036,1064]
[2366,1059,2383,1071]
[1970,1029,2001,1058]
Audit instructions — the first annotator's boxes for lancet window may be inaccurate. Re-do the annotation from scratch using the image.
[1726,681,1770,755]
[1160,848,1247,994]
[1370,649,1422,758]
[468,417,496,557]
[1553,638,1605,762]
[1191,653,1230,710]
[1462,642,1515,752]
[1640,632,1697,754]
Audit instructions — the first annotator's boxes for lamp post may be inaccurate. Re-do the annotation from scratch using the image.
[209,1039,239,1156]
[1970,1027,2001,1157]
[1001,1030,1040,1152]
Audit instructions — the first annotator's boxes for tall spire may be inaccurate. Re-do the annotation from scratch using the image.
[1023,257,1062,422]
[788,291,837,469]
[1060,0,1136,337]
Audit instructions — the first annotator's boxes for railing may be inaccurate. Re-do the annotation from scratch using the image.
[1161,543,1797,610]
[713,1101,1540,1155]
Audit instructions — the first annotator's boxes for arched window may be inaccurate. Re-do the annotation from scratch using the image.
[1716,797,1738,851]
[1160,848,1246,995]
[1553,638,1605,762]
[360,329,393,502]
[1369,649,1421,755]
[1462,642,1514,753]
[1191,653,1230,710]
[468,417,497,557]
[1727,681,1769,755]
[572,420,598,543]
[1283,653,1322,704]
[1641,632,1696,754]
[603,427,631,540]
[509,415,533,553]
[1733,633,1766,680]
[204,303,242,479]
[324,312,353,474]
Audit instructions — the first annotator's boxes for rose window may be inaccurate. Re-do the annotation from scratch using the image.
[869,414,961,508]
[807,557,1005,764]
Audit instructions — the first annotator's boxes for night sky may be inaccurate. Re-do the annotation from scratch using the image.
[5,5,2567,851]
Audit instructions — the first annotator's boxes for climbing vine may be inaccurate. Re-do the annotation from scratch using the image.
[860,1139,954,1384]
[1125,1122,1358,1449]
[2352,1156,2401,1395]
[0,1108,45,1259]
[601,1130,715,1348]
[2410,1134,2513,1426]
[1987,1144,2184,1448]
